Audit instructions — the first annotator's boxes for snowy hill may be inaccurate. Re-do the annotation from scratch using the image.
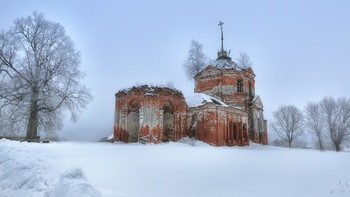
[0,139,349,197]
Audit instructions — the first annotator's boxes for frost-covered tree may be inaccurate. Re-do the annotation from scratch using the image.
[183,40,209,80]
[271,105,304,148]
[320,96,350,152]
[236,51,253,69]
[305,102,325,150]
[0,12,91,140]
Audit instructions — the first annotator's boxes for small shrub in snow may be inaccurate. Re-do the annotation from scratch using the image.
[330,180,350,194]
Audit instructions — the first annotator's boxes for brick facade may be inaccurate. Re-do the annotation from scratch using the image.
[189,64,267,146]
[187,104,249,146]
[114,86,187,144]
[194,66,255,109]
[113,73,268,146]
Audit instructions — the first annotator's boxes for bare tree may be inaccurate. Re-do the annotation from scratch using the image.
[0,12,91,140]
[305,102,325,150]
[236,51,253,69]
[320,96,350,152]
[183,40,209,80]
[271,105,304,148]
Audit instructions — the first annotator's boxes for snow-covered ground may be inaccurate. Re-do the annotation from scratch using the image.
[0,138,349,197]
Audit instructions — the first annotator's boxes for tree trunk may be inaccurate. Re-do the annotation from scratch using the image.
[288,140,291,148]
[25,96,39,140]
[318,138,323,151]
[335,142,340,152]
[25,109,38,140]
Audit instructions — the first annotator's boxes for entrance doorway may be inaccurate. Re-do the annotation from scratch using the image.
[127,100,140,142]
[162,102,174,142]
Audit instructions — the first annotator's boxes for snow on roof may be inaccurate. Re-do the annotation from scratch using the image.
[185,93,228,108]
[214,59,241,70]
[116,84,183,96]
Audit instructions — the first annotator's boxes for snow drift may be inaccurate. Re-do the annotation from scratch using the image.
[0,139,100,197]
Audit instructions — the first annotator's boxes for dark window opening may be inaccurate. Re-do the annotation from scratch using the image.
[191,115,197,138]
[249,82,252,96]
[237,80,243,93]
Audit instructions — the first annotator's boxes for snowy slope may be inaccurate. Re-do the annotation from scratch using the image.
[0,139,349,197]
[0,139,100,197]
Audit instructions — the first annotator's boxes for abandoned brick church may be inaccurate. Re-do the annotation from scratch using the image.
[113,22,268,146]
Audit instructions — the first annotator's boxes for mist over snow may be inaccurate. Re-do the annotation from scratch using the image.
[1,139,349,197]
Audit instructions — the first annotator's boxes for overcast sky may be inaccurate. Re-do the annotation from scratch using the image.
[1,0,349,141]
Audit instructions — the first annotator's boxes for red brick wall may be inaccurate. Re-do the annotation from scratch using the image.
[194,66,256,108]
[187,104,249,146]
[114,86,187,144]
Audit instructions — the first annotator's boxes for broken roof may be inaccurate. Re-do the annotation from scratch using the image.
[185,93,228,108]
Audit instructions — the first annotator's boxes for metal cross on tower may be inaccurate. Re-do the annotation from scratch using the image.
[218,21,224,52]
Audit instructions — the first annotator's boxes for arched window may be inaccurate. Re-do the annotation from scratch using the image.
[237,80,243,93]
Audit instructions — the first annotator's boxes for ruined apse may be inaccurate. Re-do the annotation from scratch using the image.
[114,86,187,144]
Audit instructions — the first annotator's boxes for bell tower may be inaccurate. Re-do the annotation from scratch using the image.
[194,21,256,108]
